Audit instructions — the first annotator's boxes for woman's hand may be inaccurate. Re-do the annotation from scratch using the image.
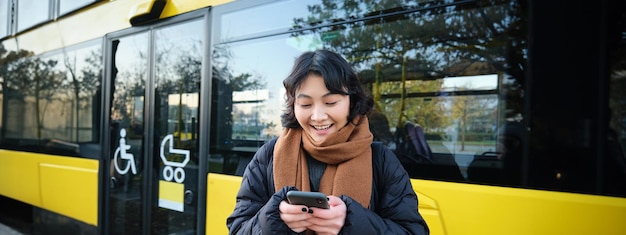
[279,200,312,233]
[305,195,347,235]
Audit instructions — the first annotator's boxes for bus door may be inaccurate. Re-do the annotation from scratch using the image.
[104,17,205,235]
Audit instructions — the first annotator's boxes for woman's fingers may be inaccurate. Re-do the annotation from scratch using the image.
[305,196,346,235]
[279,200,312,233]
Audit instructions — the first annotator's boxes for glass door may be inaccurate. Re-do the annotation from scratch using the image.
[106,18,204,235]
[150,19,203,234]
[108,32,149,235]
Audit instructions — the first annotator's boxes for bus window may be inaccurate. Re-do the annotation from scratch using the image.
[209,1,523,184]
[0,1,8,38]
[0,41,102,158]
[209,39,279,175]
[208,0,626,197]
[606,10,626,196]
[378,75,499,182]
[16,0,50,32]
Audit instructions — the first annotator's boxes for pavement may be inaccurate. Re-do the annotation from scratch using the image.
[0,223,23,235]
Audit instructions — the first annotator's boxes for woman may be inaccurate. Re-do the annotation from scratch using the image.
[227,49,429,234]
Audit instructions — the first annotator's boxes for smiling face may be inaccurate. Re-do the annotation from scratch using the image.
[294,74,350,142]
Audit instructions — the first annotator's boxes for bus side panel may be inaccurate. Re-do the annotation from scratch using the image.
[0,150,42,206]
[413,190,445,235]
[206,174,626,235]
[7,0,239,55]
[206,173,242,234]
[39,162,99,226]
[0,150,99,226]
[161,0,234,18]
[412,179,626,235]
[206,173,448,234]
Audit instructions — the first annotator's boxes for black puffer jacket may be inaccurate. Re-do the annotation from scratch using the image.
[227,138,429,235]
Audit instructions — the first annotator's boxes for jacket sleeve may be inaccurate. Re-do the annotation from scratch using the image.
[226,140,299,235]
[339,146,430,235]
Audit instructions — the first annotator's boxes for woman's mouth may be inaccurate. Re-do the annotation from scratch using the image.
[313,124,332,130]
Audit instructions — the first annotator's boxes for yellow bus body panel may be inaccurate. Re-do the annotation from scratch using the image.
[6,0,233,54]
[0,151,42,206]
[207,173,242,234]
[411,179,626,235]
[0,150,99,226]
[161,0,234,18]
[206,173,626,235]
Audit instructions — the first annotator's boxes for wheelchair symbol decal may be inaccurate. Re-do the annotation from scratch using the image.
[113,129,137,175]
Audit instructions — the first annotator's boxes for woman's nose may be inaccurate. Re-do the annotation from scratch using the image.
[311,105,328,121]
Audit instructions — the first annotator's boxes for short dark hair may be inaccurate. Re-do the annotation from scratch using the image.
[281,49,373,128]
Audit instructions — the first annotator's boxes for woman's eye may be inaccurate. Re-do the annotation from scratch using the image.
[299,104,311,108]
[325,101,337,106]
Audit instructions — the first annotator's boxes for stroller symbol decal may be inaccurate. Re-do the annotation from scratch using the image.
[158,134,190,212]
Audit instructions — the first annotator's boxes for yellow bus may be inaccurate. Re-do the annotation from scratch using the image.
[0,0,625,234]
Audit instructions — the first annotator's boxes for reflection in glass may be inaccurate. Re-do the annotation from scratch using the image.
[213,1,522,184]
[109,33,148,235]
[607,11,626,196]
[211,36,284,175]
[152,19,202,234]
[59,0,97,16]
[219,0,422,42]
[17,0,50,32]
[0,1,8,37]
[1,42,102,157]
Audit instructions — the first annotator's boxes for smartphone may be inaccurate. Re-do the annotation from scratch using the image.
[286,191,330,209]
